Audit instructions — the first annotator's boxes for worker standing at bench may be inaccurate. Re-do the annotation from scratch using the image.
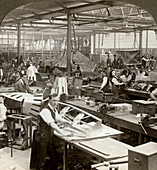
[0,96,7,130]
[99,70,111,93]
[36,93,70,170]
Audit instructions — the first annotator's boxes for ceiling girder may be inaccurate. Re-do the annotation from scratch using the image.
[1,0,156,33]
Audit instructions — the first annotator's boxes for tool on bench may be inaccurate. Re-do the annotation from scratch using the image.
[138,113,157,134]
[140,114,157,127]
[138,121,147,134]
[91,160,128,169]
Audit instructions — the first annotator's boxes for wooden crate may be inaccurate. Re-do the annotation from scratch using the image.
[128,142,157,170]
[132,100,156,116]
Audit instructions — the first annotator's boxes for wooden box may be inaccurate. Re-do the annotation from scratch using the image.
[132,100,156,116]
[103,93,113,103]
[128,142,157,170]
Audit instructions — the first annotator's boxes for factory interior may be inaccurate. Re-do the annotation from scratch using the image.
[0,0,157,169]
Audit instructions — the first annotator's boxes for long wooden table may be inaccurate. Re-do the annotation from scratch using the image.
[58,125,130,170]
[1,92,43,119]
[57,101,131,170]
[64,99,157,144]
[124,88,150,99]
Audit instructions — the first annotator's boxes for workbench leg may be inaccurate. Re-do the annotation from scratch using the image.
[138,133,142,145]
[13,120,16,141]
[117,126,122,141]
[63,142,67,170]
[30,120,32,146]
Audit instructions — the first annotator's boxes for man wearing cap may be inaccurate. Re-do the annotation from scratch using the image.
[36,93,69,170]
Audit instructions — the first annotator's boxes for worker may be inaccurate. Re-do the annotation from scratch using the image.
[117,55,124,69]
[35,93,70,170]
[149,88,157,101]
[14,74,33,93]
[0,96,7,130]
[75,64,82,77]
[0,66,3,82]
[110,69,125,97]
[112,54,117,68]
[9,70,21,84]
[26,62,38,82]
[106,54,112,68]
[99,71,111,93]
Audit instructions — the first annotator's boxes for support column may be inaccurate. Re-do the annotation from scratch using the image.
[17,23,21,65]
[7,32,9,62]
[41,33,44,63]
[114,32,116,50]
[139,29,143,60]
[67,12,72,76]
[98,32,100,53]
[93,31,96,54]
[50,34,52,58]
[146,29,149,54]
[32,33,35,53]
[23,32,25,58]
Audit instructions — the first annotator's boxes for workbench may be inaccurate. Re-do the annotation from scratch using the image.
[64,99,157,144]
[57,122,130,170]
[56,101,132,170]
[1,92,43,119]
[61,137,130,170]
[123,88,150,100]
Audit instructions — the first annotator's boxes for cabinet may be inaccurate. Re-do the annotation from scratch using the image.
[132,100,156,116]
[128,142,157,170]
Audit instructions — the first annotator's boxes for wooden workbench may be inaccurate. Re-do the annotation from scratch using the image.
[123,88,150,100]
[56,101,132,170]
[1,92,43,119]
[58,126,130,170]
[64,99,157,144]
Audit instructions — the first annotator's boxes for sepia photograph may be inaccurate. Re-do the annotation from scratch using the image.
[0,0,157,169]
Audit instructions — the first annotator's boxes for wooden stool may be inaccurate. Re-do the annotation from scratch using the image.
[7,114,32,150]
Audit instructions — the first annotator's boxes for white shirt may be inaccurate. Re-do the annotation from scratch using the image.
[0,103,7,121]
[112,77,124,86]
[100,77,108,90]
[26,64,38,81]
[152,88,157,96]
[39,103,61,125]
[120,75,127,83]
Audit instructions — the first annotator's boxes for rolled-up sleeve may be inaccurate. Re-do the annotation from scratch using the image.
[152,88,157,96]
[40,108,55,125]
[0,104,7,121]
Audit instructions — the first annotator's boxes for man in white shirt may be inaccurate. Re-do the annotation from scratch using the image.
[0,67,3,81]
[150,88,157,101]
[111,70,125,97]
[0,97,7,130]
[26,63,38,81]
[99,71,111,93]
[36,93,69,170]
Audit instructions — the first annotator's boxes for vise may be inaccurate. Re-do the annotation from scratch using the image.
[140,114,157,127]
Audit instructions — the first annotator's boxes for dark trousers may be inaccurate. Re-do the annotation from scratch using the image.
[30,130,58,170]
[36,136,58,170]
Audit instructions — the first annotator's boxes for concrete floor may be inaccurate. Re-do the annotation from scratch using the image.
[0,146,31,170]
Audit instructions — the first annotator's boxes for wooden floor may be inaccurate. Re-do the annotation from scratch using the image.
[0,147,31,170]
